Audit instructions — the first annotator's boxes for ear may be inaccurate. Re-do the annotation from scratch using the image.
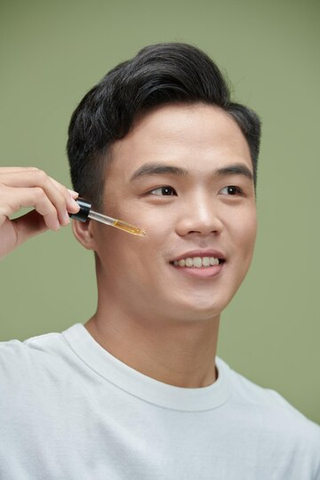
[71,219,96,250]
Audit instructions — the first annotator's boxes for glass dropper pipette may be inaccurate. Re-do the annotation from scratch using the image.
[69,198,145,237]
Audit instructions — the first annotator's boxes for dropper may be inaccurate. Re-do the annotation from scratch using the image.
[69,198,145,237]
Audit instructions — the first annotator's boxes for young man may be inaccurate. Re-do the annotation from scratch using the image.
[0,43,319,479]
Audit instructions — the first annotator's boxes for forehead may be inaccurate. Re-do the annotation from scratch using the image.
[109,103,252,178]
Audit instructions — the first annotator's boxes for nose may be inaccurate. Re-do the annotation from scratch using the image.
[175,193,223,237]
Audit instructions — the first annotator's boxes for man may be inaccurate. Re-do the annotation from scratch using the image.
[0,43,319,479]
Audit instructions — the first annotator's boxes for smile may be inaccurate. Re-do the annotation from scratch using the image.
[171,257,222,268]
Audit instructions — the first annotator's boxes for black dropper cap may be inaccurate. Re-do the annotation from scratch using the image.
[69,198,92,223]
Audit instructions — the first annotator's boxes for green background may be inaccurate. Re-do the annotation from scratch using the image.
[1,0,319,423]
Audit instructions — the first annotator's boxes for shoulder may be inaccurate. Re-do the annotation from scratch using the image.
[229,362,314,418]
[0,329,66,359]
[0,326,80,384]
[219,357,320,451]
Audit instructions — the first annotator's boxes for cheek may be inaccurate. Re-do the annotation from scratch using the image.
[94,221,168,271]
[93,193,174,267]
[227,208,257,255]
[237,211,257,262]
[122,201,174,243]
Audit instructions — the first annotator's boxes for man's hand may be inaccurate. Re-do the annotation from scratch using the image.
[0,167,80,259]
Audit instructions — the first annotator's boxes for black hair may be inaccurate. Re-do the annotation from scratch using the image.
[67,43,261,208]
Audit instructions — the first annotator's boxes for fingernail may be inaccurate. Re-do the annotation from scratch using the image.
[68,189,79,198]
[71,198,80,211]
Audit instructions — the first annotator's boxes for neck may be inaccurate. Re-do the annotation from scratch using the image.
[85,302,220,389]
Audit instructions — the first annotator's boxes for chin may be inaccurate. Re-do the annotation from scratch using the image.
[173,296,227,321]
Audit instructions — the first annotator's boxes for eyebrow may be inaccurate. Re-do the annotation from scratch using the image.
[130,163,188,181]
[215,163,253,181]
[130,162,253,182]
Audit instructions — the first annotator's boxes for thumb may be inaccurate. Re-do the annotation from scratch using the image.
[12,209,50,247]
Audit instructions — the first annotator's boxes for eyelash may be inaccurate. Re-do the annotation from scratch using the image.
[148,185,243,197]
[149,186,177,196]
[219,185,244,196]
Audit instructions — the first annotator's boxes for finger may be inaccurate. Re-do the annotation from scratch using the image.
[68,189,79,199]
[0,170,76,226]
[12,209,49,247]
[49,178,80,210]
[0,168,79,212]
[0,186,61,231]
[0,167,39,175]
[0,168,79,198]
[1,169,80,213]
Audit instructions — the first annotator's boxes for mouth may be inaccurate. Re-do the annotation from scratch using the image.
[169,251,226,270]
[170,256,225,268]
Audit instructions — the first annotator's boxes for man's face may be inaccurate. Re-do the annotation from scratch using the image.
[90,104,257,324]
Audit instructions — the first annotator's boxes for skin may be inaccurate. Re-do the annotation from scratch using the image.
[0,167,80,259]
[73,103,257,388]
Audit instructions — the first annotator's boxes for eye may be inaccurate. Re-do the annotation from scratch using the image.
[149,186,177,196]
[219,185,243,196]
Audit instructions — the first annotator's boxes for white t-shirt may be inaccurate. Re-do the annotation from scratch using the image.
[0,323,319,479]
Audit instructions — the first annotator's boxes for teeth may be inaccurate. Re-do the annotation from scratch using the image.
[193,257,202,268]
[202,257,210,267]
[173,256,220,268]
